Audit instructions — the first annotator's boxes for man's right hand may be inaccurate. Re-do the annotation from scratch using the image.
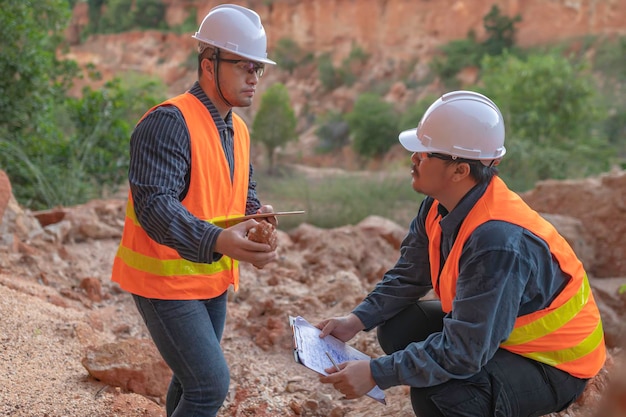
[214,219,277,268]
[316,313,365,343]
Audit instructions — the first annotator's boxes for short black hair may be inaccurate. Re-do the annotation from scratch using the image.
[197,45,217,78]
[444,159,498,184]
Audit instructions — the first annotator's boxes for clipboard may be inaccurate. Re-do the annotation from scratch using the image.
[213,210,305,227]
[289,316,387,405]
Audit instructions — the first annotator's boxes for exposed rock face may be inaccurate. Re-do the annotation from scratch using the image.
[64,0,626,103]
[522,169,626,278]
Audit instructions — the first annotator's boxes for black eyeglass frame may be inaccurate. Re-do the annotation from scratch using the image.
[218,58,265,78]
[427,152,455,161]
[416,152,458,161]
[417,151,498,167]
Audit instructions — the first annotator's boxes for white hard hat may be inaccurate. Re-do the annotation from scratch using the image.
[399,91,506,165]
[192,4,276,65]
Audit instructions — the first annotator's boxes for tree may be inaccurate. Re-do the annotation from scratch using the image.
[0,0,75,139]
[480,51,613,191]
[314,111,350,154]
[346,93,399,159]
[0,1,164,209]
[273,38,311,74]
[252,83,297,175]
[482,5,522,56]
[0,0,77,207]
[430,6,522,88]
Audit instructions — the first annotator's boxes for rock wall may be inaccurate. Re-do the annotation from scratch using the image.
[65,0,626,96]
[177,0,626,61]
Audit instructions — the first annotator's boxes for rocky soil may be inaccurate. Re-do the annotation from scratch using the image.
[0,168,625,417]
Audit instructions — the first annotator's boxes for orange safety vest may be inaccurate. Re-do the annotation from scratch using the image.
[111,92,250,300]
[425,176,605,379]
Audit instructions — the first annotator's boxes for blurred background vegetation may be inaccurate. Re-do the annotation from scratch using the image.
[1,0,624,230]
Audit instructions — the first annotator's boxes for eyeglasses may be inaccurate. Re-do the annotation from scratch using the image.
[219,58,265,78]
[416,152,457,162]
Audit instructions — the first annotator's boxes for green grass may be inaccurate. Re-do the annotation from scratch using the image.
[254,168,423,231]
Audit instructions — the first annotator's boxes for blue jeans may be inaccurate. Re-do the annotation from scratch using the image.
[133,292,229,417]
[377,300,587,417]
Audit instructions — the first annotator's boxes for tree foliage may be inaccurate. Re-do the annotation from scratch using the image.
[430,5,523,88]
[346,93,399,159]
[252,83,297,175]
[482,5,522,56]
[314,111,350,154]
[87,0,166,34]
[0,0,75,138]
[480,51,614,190]
[273,38,313,74]
[0,0,164,209]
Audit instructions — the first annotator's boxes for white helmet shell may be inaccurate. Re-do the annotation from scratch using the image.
[192,4,276,65]
[399,91,506,165]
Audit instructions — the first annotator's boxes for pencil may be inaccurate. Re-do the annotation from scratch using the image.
[325,351,341,372]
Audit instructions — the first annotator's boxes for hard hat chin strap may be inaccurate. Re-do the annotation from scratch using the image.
[213,49,234,109]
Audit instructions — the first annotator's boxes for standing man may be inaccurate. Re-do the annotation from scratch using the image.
[111,5,278,417]
[317,91,606,417]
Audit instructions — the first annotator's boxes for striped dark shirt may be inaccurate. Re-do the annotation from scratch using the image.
[128,82,261,264]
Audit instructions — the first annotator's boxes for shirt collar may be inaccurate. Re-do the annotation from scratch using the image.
[189,82,234,133]
[438,180,490,235]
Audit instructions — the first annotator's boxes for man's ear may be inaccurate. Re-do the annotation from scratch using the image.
[202,58,214,79]
[452,162,471,182]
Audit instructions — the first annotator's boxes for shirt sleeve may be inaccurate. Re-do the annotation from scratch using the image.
[370,221,547,389]
[128,106,222,264]
[246,163,262,215]
[352,199,434,331]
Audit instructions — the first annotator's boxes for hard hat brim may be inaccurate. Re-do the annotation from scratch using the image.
[399,128,429,152]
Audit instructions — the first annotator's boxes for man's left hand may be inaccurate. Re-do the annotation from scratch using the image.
[319,360,376,399]
[257,204,277,226]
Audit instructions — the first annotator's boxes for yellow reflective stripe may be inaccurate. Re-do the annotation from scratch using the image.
[502,275,590,346]
[126,200,230,226]
[126,200,139,225]
[211,214,244,224]
[116,245,231,276]
[521,320,604,366]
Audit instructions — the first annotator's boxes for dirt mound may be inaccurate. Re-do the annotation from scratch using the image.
[0,169,624,416]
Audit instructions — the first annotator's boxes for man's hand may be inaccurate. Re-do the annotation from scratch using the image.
[257,204,277,226]
[214,219,277,268]
[316,313,365,343]
[319,360,376,399]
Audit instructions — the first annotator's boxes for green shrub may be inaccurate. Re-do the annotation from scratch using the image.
[252,83,297,174]
[134,0,167,29]
[318,53,340,91]
[100,0,134,32]
[480,51,614,190]
[317,44,369,90]
[430,5,523,88]
[430,35,484,88]
[314,111,350,154]
[346,94,399,158]
[0,75,164,209]
[87,0,167,34]
[273,38,313,74]
[482,5,522,56]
